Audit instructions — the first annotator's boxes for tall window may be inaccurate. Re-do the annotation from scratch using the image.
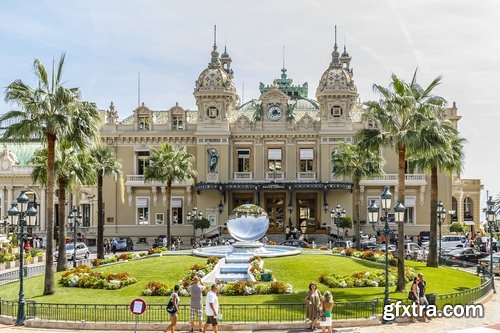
[268,148,282,171]
[404,196,416,224]
[156,213,164,225]
[237,149,250,172]
[82,204,91,227]
[172,115,184,130]
[171,198,183,224]
[464,197,473,219]
[137,151,149,175]
[138,115,149,130]
[136,198,149,225]
[299,148,313,172]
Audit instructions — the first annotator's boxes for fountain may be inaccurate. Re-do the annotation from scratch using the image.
[193,204,301,282]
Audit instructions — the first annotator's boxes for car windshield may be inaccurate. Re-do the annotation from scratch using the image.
[117,239,126,243]
[66,244,74,250]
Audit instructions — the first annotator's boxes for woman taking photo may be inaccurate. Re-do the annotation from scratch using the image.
[320,291,334,333]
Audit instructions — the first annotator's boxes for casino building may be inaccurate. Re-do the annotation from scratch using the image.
[0,35,482,245]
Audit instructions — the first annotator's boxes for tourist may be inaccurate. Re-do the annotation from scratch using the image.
[320,290,334,333]
[285,226,291,240]
[104,239,109,255]
[165,284,180,333]
[410,276,420,323]
[188,276,205,332]
[203,284,220,333]
[292,227,299,240]
[111,238,117,254]
[417,273,430,322]
[306,282,322,330]
[262,235,268,246]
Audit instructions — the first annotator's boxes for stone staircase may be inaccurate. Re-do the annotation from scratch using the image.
[213,254,252,282]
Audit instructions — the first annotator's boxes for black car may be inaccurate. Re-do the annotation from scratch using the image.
[442,248,487,263]
[418,231,430,246]
[115,237,134,251]
[280,240,309,248]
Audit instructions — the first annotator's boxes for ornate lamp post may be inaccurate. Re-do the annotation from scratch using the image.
[486,196,497,294]
[330,204,346,240]
[68,206,82,268]
[187,207,203,246]
[8,191,37,326]
[368,187,405,323]
[0,215,9,235]
[437,201,446,264]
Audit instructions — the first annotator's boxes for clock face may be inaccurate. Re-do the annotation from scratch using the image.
[266,105,283,121]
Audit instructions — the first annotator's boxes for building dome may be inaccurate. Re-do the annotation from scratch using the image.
[317,66,355,92]
[195,66,236,92]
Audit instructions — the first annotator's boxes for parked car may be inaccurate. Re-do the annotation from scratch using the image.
[393,242,424,261]
[442,248,487,263]
[54,242,90,261]
[115,237,134,251]
[332,240,354,249]
[360,241,378,250]
[441,235,465,250]
[476,236,498,252]
[375,244,397,253]
[418,231,430,246]
[478,253,500,275]
[280,240,309,248]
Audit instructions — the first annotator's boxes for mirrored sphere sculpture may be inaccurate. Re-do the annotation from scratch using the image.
[226,204,269,242]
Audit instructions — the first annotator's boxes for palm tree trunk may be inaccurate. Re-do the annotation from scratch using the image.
[56,181,68,271]
[166,180,172,247]
[427,166,439,267]
[354,180,361,250]
[396,145,406,292]
[43,134,56,295]
[97,175,104,259]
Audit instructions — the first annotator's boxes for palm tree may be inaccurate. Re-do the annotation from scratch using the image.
[358,70,445,292]
[1,54,98,294]
[90,144,123,259]
[31,140,97,271]
[408,117,464,267]
[144,143,196,247]
[331,142,383,249]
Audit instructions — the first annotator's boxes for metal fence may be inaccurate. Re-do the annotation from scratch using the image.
[0,301,378,324]
[0,265,46,286]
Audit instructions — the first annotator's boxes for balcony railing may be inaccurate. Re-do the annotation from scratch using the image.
[233,172,253,181]
[265,172,285,181]
[359,174,426,186]
[297,172,316,181]
[125,175,191,187]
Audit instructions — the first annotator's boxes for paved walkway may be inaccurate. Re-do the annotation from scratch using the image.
[0,277,499,333]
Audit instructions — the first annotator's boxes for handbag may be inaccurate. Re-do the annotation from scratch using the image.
[167,296,176,315]
[408,291,416,301]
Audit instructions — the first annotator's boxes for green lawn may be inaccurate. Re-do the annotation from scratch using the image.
[0,254,481,305]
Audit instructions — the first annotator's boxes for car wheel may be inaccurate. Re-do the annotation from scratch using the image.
[406,255,412,260]
[84,252,89,259]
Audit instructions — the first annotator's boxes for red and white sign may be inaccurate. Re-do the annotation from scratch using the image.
[130,298,147,315]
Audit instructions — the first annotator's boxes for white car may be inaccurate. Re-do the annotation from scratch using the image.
[54,243,90,260]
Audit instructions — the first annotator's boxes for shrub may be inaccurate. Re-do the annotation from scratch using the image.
[59,266,136,290]
[148,247,162,255]
[269,281,288,294]
[206,256,219,265]
[142,280,172,296]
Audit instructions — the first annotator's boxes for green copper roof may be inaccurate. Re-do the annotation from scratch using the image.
[3,142,42,165]
[259,68,308,99]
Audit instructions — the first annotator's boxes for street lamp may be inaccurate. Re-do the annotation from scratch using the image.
[330,204,346,240]
[67,206,82,268]
[437,201,446,264]
[368,187,405,324]
[8,191,37,326]
[187,207,203,246]
[486,196,497,294]
[0,215,9,235]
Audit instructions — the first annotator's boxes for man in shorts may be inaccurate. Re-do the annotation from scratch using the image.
[417,272,430,322]
[203,284,219,333]
[188,276,205,332]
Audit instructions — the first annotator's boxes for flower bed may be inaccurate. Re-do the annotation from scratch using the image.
[332,248,398,266]
[319,266,416,288]
[92,252,147,267]
[248,255,274,281]
[60,266,137,290]
[217,280,292,295]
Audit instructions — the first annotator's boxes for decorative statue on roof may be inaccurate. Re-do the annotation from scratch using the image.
[106,102,119,124]
[208,148,219,174]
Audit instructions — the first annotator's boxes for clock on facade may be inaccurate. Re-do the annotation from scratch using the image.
[266,105,283,121]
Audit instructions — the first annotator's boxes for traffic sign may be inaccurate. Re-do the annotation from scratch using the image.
[460,236,467,244]
[130,298,147,315]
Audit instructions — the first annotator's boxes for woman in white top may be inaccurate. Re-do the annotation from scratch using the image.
[165,285,180,333]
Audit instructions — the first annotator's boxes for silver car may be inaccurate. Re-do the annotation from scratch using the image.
[54,242,90,260]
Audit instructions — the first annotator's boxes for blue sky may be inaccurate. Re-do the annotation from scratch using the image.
[1,0,499,208]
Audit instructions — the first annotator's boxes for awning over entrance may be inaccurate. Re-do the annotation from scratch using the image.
[195,181,354,192]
